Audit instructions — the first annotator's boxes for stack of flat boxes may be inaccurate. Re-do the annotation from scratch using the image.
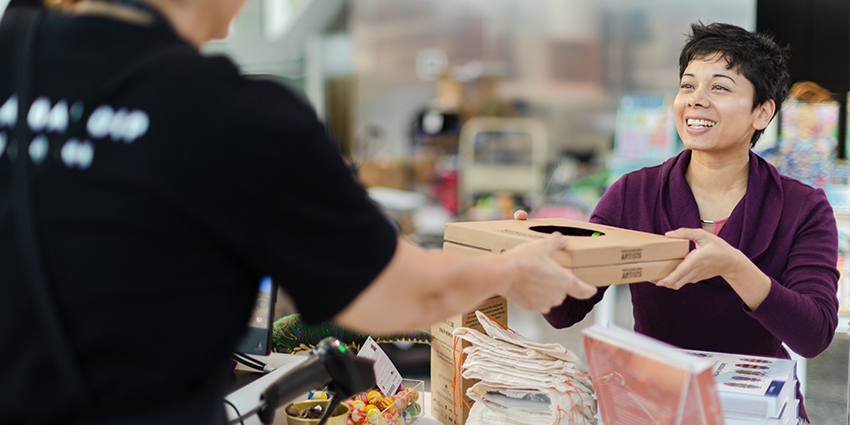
[430,297,507,425]
[442,218,690,287]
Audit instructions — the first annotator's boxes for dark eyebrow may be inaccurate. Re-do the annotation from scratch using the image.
[713,74,736,83]
[681,72,737,84]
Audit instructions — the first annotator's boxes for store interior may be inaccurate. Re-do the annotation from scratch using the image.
[203,0,850,423]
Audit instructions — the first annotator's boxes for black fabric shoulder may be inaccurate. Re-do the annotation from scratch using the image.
[0,19,399,422]
[126,56,399,323]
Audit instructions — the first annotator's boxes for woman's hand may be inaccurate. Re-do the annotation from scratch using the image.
[656,228,742,289]
[657,228,771,310]
[513,209,528,220]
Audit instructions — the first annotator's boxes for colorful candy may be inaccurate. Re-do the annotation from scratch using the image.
[404,387,419,403]
[366,408,381,424]
[365,404,380,415]
[395,390,411,408]
[406,403,421,415]
[349,400,366,423]
[309,389,329,400]
[402,403,422,424]
[379,398,395,411]
[347,385,422,425]
[351,400,366,412]
[366,390,382,405]
[381,409,398,424]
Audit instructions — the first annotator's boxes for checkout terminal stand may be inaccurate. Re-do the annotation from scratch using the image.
[224,338,375,425]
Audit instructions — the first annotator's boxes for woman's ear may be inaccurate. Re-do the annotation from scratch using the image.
[753,99,776,131]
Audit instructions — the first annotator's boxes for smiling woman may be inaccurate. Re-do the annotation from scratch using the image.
[676,24,790,150]
[541,22,838,424]
[675,57,774,156]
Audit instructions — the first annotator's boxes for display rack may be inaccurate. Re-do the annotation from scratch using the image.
[457,117,548,215]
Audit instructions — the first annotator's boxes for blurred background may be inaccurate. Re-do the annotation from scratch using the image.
[202,0,847,242]
[0,0,845,421]
[201,0,850,422]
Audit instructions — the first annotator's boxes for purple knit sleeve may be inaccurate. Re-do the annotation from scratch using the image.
[747,189,840,358]
[542,176,630,328]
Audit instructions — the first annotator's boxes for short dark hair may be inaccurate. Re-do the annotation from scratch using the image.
[678,22,791,147]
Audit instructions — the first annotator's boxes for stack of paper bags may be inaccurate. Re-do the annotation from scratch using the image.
[453,311,596,425]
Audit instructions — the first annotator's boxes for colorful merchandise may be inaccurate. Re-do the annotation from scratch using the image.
[271,314,430,354]
[777,101,839,188]
[345,380,424,425]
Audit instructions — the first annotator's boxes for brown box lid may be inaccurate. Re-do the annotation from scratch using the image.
[443,218,688,268]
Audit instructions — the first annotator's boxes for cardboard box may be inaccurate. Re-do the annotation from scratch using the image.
[443,218,689,286]
[430,296,507,425]
[444,240,681,286]
[358,158,412,190]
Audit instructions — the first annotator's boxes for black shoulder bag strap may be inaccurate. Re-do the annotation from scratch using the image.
[8,9,92,410]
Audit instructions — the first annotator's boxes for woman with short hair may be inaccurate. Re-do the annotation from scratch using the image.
[538,22,839,422]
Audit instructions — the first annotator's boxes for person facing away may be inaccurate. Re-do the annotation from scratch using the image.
[0,1,597,424]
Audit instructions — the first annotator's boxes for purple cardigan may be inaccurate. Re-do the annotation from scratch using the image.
[545,150,840,360]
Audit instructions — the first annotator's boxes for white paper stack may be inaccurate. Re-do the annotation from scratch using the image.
[453,311,597,425]
[723,399,798,425]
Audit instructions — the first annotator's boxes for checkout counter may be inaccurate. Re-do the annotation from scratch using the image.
[224,352,440,425]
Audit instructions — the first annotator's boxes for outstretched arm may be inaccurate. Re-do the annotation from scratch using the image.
[660,193,839,359]
[513,209,606,329]
[659,228,771,310]
[334,234,597,334]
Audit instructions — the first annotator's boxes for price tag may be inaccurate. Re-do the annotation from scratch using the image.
[357,337,403,396]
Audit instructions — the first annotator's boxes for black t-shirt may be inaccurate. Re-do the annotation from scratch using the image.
[0,10,397,425]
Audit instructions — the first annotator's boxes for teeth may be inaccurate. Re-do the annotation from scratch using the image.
[687,118,716,128]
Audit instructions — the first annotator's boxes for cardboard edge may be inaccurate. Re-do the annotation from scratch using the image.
[572,259,683,287]
[429,296,507,425]
[444,218,689,267]
[444,241,682,287]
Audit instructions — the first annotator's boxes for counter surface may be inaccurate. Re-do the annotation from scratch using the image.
[224,353,442,425]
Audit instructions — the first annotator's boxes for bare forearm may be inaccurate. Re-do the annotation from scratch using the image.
[335,240,515,333]
[335,235,594,334]
[407,251,519,327]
